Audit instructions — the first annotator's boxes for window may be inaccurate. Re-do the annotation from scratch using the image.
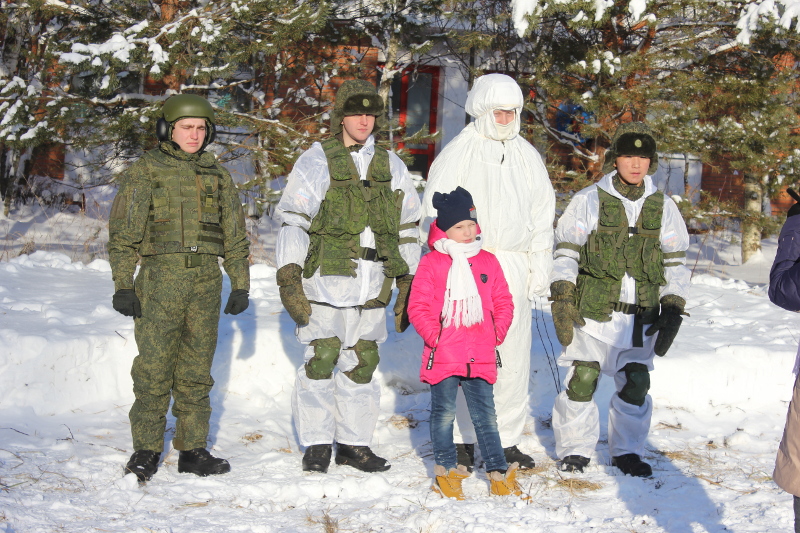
[387,65,440,178]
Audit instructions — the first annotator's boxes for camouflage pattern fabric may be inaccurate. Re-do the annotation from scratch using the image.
[361,296,390,310]
[277,263,311,326]
[602,122,659,175]
[612,174,645,201]
[549,280,586,347]
[302,138,408,280]
[108,141,250,293]
[576,188,665,323]
[108,140,250,454]
[393,274,413,333]
[129,256,222,452]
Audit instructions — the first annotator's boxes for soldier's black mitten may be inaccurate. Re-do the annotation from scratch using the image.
[549,280,586,347]
[224,289,249,315]
[645,295,687,356]
[112,289,142,318]
[393,274,414,333]
[276,263,312,326]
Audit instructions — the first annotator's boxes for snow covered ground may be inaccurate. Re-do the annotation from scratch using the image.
[0,207,797,532]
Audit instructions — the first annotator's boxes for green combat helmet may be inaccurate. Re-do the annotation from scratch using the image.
[602,122,659,175]
[329,80,388,137]
[156,94,217,151]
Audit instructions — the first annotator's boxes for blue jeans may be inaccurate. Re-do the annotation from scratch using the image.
[429,376,508,472]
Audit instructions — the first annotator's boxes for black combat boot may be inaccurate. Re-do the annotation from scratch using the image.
[177,448,231,477]
[560,455,590,473]
[455,443,475,473]
[124,450,160,482]
[612,453,652,478]
[503,445,535,470]
[335,443,391,472]
[302,444,333,473]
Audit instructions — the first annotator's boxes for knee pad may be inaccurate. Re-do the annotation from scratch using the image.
[566,360,601,402]
[618,362,650,407]
[344,339,380,384]
[305,337,341,380]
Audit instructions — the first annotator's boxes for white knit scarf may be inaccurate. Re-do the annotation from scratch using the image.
[433,236,484,328]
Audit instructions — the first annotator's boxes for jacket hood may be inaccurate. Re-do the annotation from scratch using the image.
[465,74,523,141]
[428,218,482,249]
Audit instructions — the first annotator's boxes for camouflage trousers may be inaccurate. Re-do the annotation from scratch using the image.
[130,254,222,452]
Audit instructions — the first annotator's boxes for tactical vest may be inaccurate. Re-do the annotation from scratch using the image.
[302,138,410,279]
[574,188,666,323]
[140,151,227,257]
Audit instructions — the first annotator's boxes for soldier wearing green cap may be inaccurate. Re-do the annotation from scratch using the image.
[108,93,250,483]
[548,122,690,478]
[275,79,421,473]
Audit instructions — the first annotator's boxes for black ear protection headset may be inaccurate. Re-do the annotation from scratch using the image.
[155,117,216,148]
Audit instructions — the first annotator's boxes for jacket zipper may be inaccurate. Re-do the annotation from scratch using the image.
[466,363,471,378]
[426,348,435,370]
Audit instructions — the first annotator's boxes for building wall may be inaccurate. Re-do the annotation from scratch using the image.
[437,64,469,151]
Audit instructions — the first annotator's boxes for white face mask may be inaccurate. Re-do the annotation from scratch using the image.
[474,110,520,141]
[494,120,516,141]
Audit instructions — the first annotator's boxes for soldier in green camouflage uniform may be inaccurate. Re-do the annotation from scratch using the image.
[548,122,691,478]
[275,80,421,474]
[108,94,250,483]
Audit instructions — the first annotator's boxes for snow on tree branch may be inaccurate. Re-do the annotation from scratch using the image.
[737,0,800,43]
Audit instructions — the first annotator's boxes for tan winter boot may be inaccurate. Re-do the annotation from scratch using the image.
[432,464,471,500]
[488,462,529,500]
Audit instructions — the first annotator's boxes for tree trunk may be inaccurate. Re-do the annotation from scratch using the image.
[161,0,179,21]
[683,153,692,200]
[377,29,400,150]
[741,172,762,263]
[465,45,475,126]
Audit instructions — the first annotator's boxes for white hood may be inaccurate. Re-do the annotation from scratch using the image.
[465,73,524,141]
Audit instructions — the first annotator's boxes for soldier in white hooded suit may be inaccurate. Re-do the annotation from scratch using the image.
[420,73,555,469]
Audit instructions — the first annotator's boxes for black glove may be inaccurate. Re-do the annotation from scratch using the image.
[645,295,687,356]
[224,289,249,315]
[112,289,142,318]
[549,280,586,347]
[788,188,800,218]
[276,263,311,326]
[393,274,413,333]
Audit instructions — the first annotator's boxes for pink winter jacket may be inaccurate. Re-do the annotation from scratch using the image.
[408,220,514,386]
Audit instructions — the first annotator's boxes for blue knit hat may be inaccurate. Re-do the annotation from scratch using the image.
[432,187,477,231]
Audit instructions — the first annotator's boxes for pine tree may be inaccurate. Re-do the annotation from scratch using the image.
[0,1,329,216]
[511,0,800,260]
[331,1,443,104]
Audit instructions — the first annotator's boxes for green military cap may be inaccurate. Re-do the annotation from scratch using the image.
[329,80,388,136]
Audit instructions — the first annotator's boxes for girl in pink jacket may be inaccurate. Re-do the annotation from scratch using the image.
[408,187,523,500]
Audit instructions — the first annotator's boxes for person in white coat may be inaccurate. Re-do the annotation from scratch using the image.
[549,122,690,477]
[420,73,555,470]
[275,80,421,474]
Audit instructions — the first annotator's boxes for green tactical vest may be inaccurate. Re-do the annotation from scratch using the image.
[302,138,410,279]
[574,187,666,323]
[140,152,227,257]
